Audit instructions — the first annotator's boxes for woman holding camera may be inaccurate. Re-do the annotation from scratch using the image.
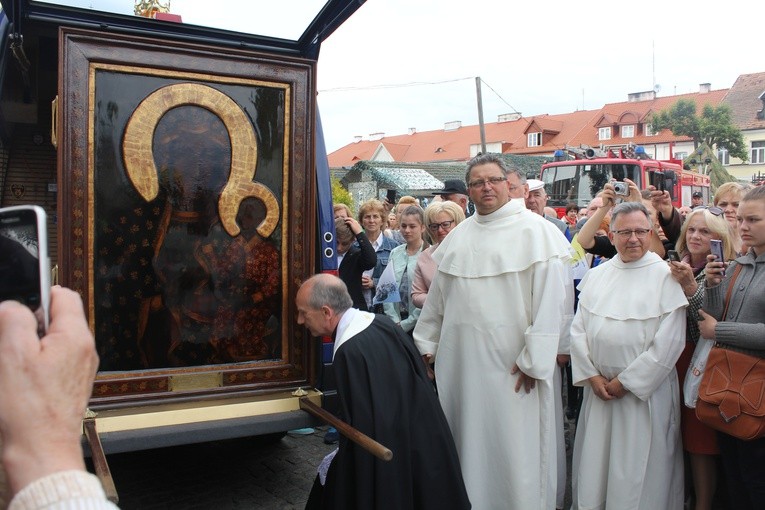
[699,185,765,510]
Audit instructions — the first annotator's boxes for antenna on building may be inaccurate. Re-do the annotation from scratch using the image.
[652,40,656,93]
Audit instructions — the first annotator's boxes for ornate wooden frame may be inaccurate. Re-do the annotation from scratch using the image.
[58,28,316,406]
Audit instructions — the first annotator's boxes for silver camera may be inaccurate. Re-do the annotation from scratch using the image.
[613,181,629,196]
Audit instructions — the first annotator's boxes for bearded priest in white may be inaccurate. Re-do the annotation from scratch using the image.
[570,202,687,510]
[414,154,574,510]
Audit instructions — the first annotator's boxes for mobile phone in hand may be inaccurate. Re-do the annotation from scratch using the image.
[710,239,724,264]
[0,205,50,336]
[386,189,397,204]
[667,250,680,262]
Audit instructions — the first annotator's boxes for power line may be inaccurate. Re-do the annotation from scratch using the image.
[319,76,474,93]
[479,78,521,115]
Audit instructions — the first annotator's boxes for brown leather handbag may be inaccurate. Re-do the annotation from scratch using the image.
[696,264,765,440]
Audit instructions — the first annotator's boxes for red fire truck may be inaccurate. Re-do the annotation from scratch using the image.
[540,145,710,215]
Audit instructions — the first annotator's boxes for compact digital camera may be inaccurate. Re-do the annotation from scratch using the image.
[613,181,629,196]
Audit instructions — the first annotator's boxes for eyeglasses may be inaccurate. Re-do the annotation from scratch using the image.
[611,228,651,239]
[428,220,455,232]
[697,206,723,216]
[467,176,507,189]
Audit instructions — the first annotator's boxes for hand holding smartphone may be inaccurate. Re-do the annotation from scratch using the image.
[667,250,680,262]
[0,205,50,336]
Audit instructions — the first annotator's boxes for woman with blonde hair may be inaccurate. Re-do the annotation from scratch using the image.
[713,182,745,253]
[411,201,465,308]
[669,206,735,510]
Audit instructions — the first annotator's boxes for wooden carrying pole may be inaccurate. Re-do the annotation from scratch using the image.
[299,397,393,462]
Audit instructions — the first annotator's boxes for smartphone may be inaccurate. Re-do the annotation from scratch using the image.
[710,239,724,264]
[0,205,50,336]
[667,250,680,262]
[650,171,665,192]
[386,189,397,204]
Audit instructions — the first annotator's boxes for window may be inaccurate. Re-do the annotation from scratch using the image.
[527,132,542,147]
[674,152,688,160]
[644,124,655,136]
[752,141,765,164]
[717,147,730,165]
[621,125,635,138]
[598,127,611,141]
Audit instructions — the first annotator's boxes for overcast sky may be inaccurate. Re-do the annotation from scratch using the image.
[316,0,762,152]
[42,0,763,153]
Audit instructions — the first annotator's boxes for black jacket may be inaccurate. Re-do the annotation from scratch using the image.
[337,232,376,311]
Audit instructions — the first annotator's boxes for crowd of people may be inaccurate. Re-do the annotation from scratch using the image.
[1,158,764,510]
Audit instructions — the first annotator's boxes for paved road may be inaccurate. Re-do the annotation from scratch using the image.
[104,427,336,510]
[0,413,577,509]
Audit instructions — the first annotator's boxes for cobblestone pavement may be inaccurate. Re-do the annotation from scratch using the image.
[104,427,336,510]
[105,419,575,510]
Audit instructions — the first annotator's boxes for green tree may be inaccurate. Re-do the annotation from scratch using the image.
[331,177,354,213]
[651,99,748,162]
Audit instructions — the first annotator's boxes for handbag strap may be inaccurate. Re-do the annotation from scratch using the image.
[722,263,744,321]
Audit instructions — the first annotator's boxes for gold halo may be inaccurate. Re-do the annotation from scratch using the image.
[122,82,279,237]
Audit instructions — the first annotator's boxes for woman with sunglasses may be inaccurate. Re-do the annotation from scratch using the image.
[668,206,735,510]
[411,201,466,309]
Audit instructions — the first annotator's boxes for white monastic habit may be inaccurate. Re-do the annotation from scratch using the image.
[414,199,573,510]
[570,250,687,510]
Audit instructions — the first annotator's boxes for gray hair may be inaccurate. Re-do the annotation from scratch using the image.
[609,201,650,230]
[304,274,353,314]
[465,153,523,184]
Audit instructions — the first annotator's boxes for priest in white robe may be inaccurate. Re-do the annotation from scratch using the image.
[414,154,573,510]
[570,201,687,510]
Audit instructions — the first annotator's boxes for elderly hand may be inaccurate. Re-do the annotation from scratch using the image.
[605,377,627,398]
[421,354,435,381]
[698,309,717,340]
[511,363,537,393]
[669,260,698,297]
[0,287,99,495]
[588,375,614,401]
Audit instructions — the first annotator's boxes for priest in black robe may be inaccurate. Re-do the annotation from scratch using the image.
[297,274,470,510]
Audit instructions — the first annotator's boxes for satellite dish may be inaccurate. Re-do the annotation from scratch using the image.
[654,84,661,93]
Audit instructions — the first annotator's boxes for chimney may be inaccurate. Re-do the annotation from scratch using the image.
[369,132,385,141]
[699,83,711,94]
[408,127,417,135]
[498,113,522,122]
[627,90,656,102]
[444,120,461,131]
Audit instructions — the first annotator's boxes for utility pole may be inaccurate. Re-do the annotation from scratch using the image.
[475,77,486,154]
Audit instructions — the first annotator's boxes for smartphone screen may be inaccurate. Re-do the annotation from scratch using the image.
[667,250,680,262]
[0,206,49,335]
